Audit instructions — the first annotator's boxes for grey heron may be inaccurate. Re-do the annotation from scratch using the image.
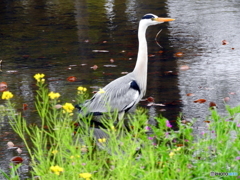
[76,13,175,121]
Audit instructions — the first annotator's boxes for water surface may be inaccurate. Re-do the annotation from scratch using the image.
[1,0,240,178]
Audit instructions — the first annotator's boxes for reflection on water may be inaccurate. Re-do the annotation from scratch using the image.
[1,0,240,178]
[167,0,240,132]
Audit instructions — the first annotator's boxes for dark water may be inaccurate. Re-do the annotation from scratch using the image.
[1,0,240,178]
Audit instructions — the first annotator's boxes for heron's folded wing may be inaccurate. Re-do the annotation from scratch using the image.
[83,75,141,114]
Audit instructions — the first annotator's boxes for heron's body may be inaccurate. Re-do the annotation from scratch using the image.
[77,14,174,119]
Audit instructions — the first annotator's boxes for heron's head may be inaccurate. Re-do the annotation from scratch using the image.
[141,13,175,26]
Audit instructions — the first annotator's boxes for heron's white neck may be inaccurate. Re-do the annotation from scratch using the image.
[133,21,149,96]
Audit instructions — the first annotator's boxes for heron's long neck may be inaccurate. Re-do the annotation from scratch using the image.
[133,22,148,96]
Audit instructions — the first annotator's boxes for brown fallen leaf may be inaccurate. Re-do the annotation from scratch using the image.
[16,148,22,154]
[186,93,195,96]
[223,97,230,102]
[180,65,190,71]
[67,76,77,82]
[194,99,206,103]
[7,141,14,148]
[23,103,28,111]
[147,97,155,102]
[0,82,8,92]
[10,156,23,164]
[91,65,98,70]
[174,52,184,57]
[209,102,217,109]
[222,40,228,45]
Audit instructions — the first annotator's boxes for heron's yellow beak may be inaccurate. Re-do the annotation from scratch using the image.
[154,17,175,22]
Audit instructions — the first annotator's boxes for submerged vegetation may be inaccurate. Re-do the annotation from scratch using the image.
[0,74,239,180]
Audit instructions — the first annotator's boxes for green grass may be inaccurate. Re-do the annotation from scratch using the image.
[0,75,240,180]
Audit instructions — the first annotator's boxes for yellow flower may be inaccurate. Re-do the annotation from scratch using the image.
[169,151,175,158]
[174,147,181,152]
[62,103,75,113]
[98,88,105,94]
[51,150,58,155]
[48,92,61,100]
[79,173,92,180]
[78,86,87,92]
[78,86,87,94]
[2,91,14,100]
[34,73,45,82]
[50,165,63,175]
[98,138,106,143]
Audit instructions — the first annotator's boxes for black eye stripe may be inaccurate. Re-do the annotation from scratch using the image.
[141,15,154,20]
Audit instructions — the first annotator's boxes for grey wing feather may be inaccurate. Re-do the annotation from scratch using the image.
[80,73,141,115]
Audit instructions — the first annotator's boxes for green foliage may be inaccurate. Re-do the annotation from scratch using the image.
[1,77,240,180]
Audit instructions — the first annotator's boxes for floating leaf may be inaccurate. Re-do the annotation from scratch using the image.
[164,71,178,76]
[209,102,217,109]
[204,120,210,123]
[147,97,155,102]
[6,70,18,74]
[180,65,190,71]
[103,65,117,67]
[0,82,8,92]
[222,40,228,45]
[10,156,23,164]
[194,99,206,103]
[91,65,98,70]
[22,103,28,111]
[186,93,195,96]
[174,52,184,57]
[92,50,109,53]
[223,97,230,102]
[148,54,155,57]
[110,58,114,63]
[7,141,14,148]
[67,76,77,82]
[16,148,22,154]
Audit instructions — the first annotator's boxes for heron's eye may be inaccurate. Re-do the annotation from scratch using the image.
[151,18,154,21]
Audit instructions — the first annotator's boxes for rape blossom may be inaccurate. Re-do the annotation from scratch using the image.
[51,150,58,155]
[79,173,92,180]
[48,92,60,100]
[98,138,106,143]
[98,88,105,94]
[78,86,87,94]
[34,73,45,82]
[169,147,181,158]
[62,103,75,113]
[50,165,63,175]
[2,91,14,100]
